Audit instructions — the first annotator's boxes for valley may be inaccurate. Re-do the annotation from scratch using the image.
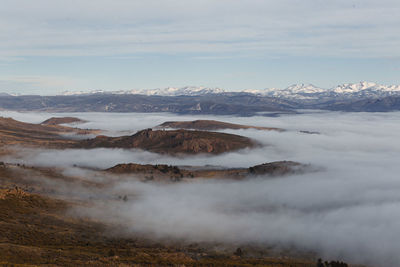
[2,1,398,266]
[0,110,396,267]
[0,114,327,266]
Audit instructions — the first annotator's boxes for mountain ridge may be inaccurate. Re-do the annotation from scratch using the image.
[2,82,400,114]
[57,81,400,99]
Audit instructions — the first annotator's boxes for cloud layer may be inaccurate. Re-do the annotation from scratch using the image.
[1,0,399,60]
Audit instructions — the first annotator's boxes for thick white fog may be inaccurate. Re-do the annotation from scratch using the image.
[1,110,400,266]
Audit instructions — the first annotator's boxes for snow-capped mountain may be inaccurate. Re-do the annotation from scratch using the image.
[330,82,400,98]
[3,82,400,113]
[139,86,226,96]
[61,86,226,97]
[244,84,325,99]
[245,82,400,100]
[59,82,400,100]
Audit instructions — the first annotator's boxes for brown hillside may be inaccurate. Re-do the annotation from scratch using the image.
[0,117,79,147]
[79,128,256,155]
[0,117,97,148]
[158,119,283,131]
[0,188,316,266]
[0,164,323,266]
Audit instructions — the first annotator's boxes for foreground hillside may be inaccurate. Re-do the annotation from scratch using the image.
[1,188,319,266]
[0,163,322,266]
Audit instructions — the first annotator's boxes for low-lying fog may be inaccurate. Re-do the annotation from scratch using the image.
[1,110,400,266]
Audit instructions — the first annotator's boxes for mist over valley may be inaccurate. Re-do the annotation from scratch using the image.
[0,110,399,266]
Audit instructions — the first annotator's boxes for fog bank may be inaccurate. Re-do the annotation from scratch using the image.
[2,110,400,266]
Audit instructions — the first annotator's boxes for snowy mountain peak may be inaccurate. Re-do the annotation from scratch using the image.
[145,86,226,96]
[285,83,325,94]
[333,82,378,93]
[332,82,400,94]
[240,82,400,100]
[57,82,400,100]
[61,86,226,96]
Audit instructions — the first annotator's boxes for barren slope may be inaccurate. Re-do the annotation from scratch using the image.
[0,164,321,266]
[0,117,92,147]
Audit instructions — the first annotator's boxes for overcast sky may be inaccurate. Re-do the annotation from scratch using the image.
[0,0,399,94]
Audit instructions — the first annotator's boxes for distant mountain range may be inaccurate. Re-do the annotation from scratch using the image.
[244,82,400,100]
[1,82,400,115]
[60,82,400,100]
[60,86,227,97]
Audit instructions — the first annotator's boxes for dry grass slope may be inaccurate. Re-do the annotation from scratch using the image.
[0,185,317,266]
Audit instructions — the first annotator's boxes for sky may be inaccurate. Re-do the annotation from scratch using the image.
[0,0,399,95]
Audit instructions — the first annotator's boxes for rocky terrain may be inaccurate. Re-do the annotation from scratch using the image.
[0,115,364,266]
[106,161,307,181]
[0,117,258,155]
[79,128,257,155]
[157,119,283,131]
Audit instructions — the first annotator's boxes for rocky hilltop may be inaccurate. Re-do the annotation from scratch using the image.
[106,161,306,181]
[41,117,86,125]
[80,128,256,155]
[157,120,283,131]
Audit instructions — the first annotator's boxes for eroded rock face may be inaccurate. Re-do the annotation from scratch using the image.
[79,129,257,155]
